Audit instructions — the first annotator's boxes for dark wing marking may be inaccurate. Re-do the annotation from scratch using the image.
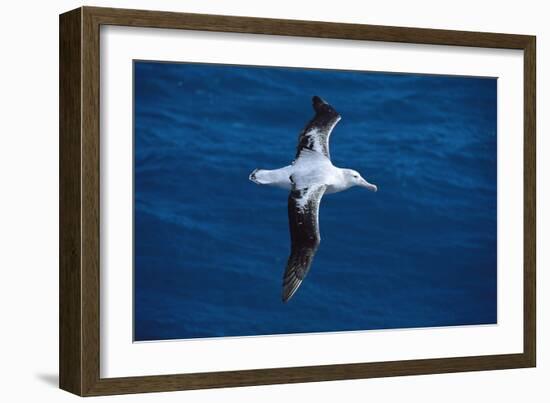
[282,180,327,302]
[295,96,341,160]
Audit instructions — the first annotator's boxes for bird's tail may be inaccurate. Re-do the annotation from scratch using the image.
[249,169,268,184]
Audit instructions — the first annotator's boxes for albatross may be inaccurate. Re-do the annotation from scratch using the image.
[249,96,378,302]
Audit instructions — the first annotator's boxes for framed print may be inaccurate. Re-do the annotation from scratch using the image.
[59,6,536,396]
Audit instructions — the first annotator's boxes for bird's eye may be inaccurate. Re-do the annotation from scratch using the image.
[354,175,358,178]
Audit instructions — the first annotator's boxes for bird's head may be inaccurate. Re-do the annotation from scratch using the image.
[343,169,378,192]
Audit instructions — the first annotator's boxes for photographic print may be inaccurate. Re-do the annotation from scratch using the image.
[133,61,497,342]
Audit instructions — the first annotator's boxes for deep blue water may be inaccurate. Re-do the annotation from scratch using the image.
[134,61,497,341]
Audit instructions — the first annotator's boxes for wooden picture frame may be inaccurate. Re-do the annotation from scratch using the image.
[59,6,536,396]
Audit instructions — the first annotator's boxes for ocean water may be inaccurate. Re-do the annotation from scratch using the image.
[134,61,497,341]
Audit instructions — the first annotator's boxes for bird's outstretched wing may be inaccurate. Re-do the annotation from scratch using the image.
[295,96,341,160]
[282,179,327,302]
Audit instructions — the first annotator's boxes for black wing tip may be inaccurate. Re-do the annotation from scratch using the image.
[311,95,339,116]
[312,95,325,104]
[282,264,305,302]
[282,292,291,303]
[312,95,327,110]
[282,281,301,303]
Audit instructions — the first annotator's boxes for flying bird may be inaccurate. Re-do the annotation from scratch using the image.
[249,96,378,302]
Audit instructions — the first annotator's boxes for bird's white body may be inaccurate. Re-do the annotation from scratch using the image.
[251,149,377,194]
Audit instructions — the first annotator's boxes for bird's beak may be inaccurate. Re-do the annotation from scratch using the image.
[361,179,378,192]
